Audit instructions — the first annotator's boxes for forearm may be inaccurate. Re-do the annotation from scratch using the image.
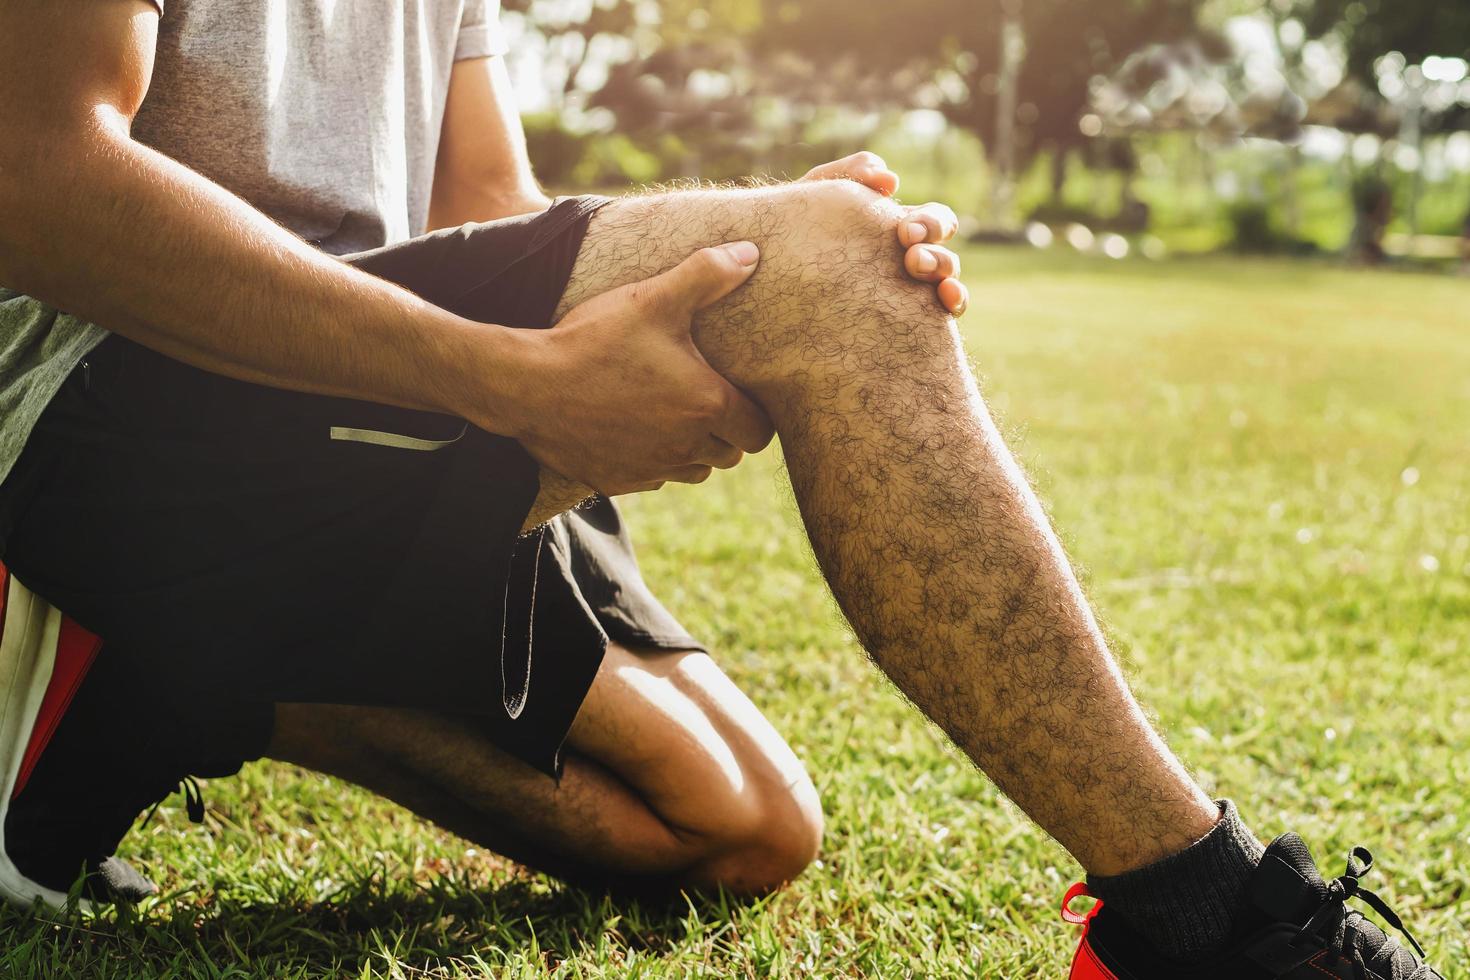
[0,117,515,421]
[427,57,550,229]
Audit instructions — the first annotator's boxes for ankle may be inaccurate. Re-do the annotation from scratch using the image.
[1087,800,1265,961]
[1084,792,1224,877]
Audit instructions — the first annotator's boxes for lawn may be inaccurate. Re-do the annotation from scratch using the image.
[5,249,1468,978]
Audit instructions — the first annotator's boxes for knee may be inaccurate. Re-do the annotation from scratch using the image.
[700,179,950,397]
[779,178,908,276]
[687,768,825,896]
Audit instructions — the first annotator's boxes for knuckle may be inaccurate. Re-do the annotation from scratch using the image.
[802,176,888,226]
[695,246,729,275]
[697,384,730,420]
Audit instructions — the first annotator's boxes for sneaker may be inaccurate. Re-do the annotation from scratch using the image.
[0,561,169,908]
[1063,833,1442,979]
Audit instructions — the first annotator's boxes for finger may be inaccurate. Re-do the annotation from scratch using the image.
[646,242,761,320]
[709,377,776,453]
[804,151,898,196]
[698,437,745,470]
[937,277,969,316]
[898,203,961,246]
[858,167,900,197]
[668,465,715,486]
[803,151,887,180]
[603,478,665,496]
[904,244,960,282]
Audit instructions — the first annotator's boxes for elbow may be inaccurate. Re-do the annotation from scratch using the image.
[0,133,52,279]
[0,157,27,278]
[0,103,122,194]
[0,119,55,215]
[0,112,120,277]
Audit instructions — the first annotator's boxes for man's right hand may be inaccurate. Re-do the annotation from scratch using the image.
[478,242,776,496]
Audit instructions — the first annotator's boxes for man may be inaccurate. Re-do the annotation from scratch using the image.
[0,2,1442,977]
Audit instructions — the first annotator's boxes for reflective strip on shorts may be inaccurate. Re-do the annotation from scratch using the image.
[328,424,468,452]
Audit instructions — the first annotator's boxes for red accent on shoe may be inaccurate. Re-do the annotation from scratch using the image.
[1063,884,1119,979]
[1070,936,1121,980]
[1062,882,1102,926]
[8,568,103,800]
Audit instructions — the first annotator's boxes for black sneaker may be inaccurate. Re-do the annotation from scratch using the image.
[1063,833,1442,979]
[0,562,183,908]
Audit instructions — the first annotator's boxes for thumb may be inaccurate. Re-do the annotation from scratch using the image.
[648,242,761,319]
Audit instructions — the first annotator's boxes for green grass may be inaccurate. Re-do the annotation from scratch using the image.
[5,249,1469,977]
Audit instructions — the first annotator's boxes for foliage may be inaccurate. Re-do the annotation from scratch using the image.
[746,0,1212,165]
[507,0,1213,180]
[1225,199,1320,253]
[1292,0,1470,86]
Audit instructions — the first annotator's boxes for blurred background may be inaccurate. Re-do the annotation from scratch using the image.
[500,0,1470,268]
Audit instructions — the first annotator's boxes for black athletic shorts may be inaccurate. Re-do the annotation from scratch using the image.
[0,195,702,780]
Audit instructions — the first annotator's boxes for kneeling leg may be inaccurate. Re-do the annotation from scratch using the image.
[268,642,822,895]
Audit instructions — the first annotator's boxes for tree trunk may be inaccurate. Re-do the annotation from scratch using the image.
[991,0,1026,229]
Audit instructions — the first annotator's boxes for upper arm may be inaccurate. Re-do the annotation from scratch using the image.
[0,0,158,141]
[434,55,529,190]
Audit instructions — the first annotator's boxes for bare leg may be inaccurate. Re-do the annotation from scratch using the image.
[536,181,1218,876]
[267,642,822,895]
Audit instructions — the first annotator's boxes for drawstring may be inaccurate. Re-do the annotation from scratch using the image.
[1295,846,1427,963]
[138,776,205,830]
[499,526,544,720]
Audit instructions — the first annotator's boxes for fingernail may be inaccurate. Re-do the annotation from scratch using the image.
[906,222,927,243]
[915,249,937,274]
[724,241,760,267]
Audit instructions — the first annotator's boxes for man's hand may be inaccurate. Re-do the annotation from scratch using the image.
[487,242,775,496]
[803,152,969,316]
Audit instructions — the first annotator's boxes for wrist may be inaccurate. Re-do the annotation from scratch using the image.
[441,320,550,439]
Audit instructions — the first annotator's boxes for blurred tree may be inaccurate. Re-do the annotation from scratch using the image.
[1286,0,1470,235]
[503,0,1214,204]
[753,0,1207,204]
[1292,0,1470,85]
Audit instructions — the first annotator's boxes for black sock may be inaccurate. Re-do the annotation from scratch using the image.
[1087,800,1265,961]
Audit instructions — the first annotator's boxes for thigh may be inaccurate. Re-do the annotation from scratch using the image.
[267,642,815,876]
[566,642,813,829]
[1,199,627,773]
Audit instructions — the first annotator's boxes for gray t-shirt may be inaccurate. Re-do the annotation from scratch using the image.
[0,0,505,486]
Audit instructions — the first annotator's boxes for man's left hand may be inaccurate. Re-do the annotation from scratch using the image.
[803,152,968,316]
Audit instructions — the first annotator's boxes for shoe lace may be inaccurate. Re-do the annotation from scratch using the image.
[1295,846,1437,980]
[137,775,206,830]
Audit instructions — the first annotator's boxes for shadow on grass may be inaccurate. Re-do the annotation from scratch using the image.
[1,874,752,977]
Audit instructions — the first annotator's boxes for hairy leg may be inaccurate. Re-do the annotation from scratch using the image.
[267,642,822,895]
[537,180,1219,876]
